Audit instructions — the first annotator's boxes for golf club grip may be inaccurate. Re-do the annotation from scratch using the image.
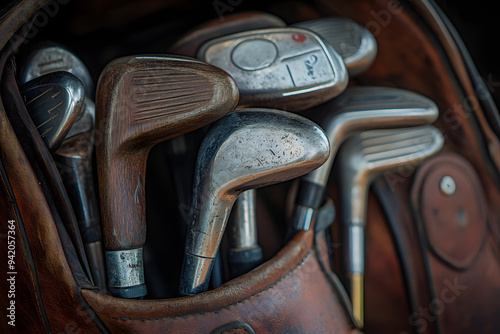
[98,155,147,250]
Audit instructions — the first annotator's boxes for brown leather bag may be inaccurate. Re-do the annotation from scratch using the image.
[2,0,500,333]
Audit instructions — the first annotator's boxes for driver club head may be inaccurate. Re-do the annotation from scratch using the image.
[179,108,330,296]
[339,125,444,327]
[19,43,95,139]
[294,17,378,76]
[20,71,85,152]
[197,27,349,112]
[96,55,238,298]
[292,86,439,232]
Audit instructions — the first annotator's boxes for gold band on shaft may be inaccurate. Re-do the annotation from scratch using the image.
[351,273,364,328]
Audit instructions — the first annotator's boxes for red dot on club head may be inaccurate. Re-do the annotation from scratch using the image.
[292,34,307,43]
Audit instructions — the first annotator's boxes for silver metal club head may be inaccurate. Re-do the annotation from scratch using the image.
[339,125,444,327]
[20,43,95,139]
[20,71,85,152]
[20,43,94,98]
[197,27,348,112]
[96,55,239,299]
[180,108,330,296]
[294,17,378,76]
[292,87,439,232]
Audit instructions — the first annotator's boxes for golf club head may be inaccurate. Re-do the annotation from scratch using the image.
[169,11,286,56]
[19,42,95,138]
[20,71,85,152]
[294,18,377,76]
[197,27,349,112]
[96,55,239,298]
[339,125,444,326]
[180,108,330,296]
[292,87,439,232]
[19,43,94,98]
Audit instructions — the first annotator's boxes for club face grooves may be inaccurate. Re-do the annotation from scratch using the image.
[20,71,85,151]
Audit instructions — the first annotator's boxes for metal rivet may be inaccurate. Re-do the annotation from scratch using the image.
[440,175,456,195]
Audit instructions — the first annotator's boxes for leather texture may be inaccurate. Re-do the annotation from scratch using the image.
[82,230,359,333]
[2,0,500,333]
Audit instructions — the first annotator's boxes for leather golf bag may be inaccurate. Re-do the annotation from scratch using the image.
[1,0,499,333]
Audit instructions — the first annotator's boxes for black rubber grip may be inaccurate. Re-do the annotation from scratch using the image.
[295,180,326,209]
[227,246,263,279]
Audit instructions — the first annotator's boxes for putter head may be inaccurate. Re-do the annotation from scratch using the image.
[19,43,95,138]
[20,71,85,152]
[169,11,286,56]
[96,55,239,298]
[294,18,377,76]
[292,87,439,232]
[197,27,348,111]
[180,108,330,296]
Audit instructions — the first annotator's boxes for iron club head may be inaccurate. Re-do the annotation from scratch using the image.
[19,43,94,98]
[19,43,95,139]
[197,27,349,112]
[179,108,330,296]
[292,86,439,232]
[20,71,85,152]
[339,125,444,326]
[294,17,378,76]
[96,55,239,298]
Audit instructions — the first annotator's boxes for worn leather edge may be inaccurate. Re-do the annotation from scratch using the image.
[82,228,313,319]
[0,0,49,50]
[0,65,108,333]
[313,231,359,329]
[0,25,52,334]
[408,0,500,184]
[0,3,107,331]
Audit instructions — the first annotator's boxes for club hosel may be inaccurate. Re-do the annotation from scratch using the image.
[291,179,326,231]
[179,253,216,296]
[106,247,146,298]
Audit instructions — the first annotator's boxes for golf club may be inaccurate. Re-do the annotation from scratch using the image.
[197,27,349,111]
[96,55,239,298]
[169,11,286,57]
[20,43,106,290]
[19,43,95,138]
[291,87,439,234]
[179,108,330,296]
[339,125,444,327]
[227,189,263,279]
[294,17,377,76]
[170,11,288,287]
[20,71,85,152]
